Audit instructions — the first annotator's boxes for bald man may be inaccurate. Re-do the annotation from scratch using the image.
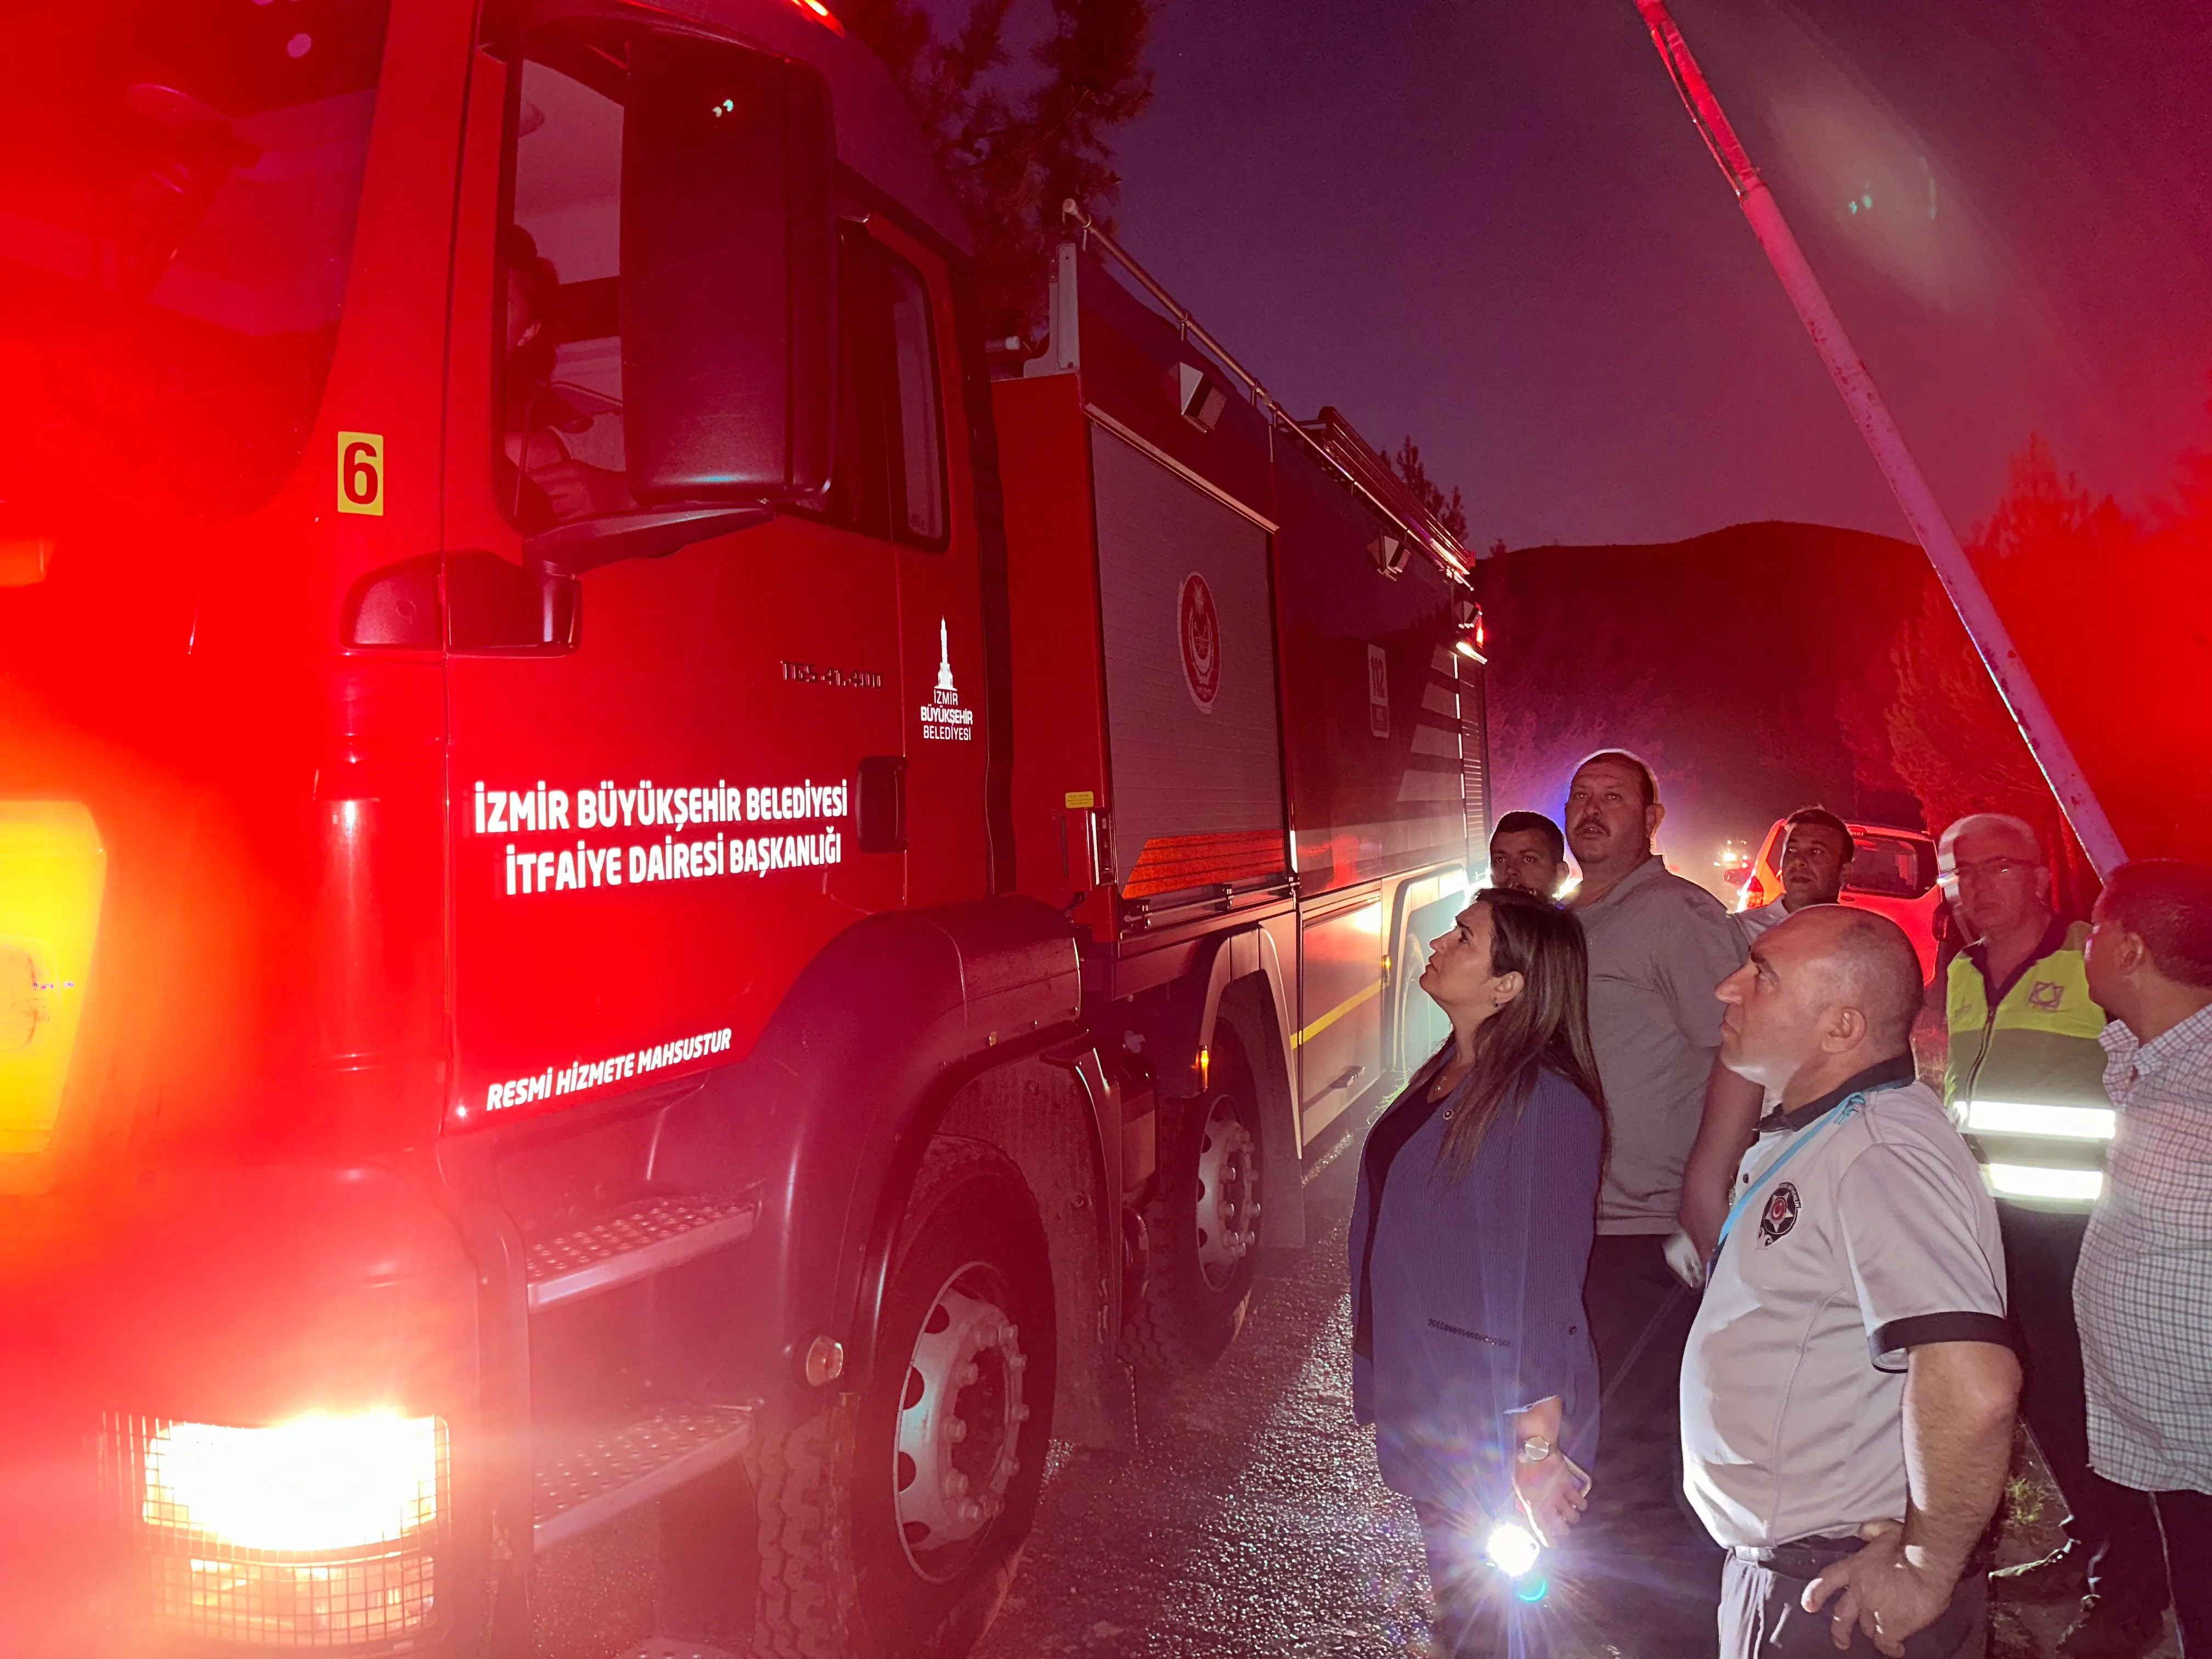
[1684,907,2022,1659]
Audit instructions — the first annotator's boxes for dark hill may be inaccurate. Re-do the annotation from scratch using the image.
[1479,521,1931,894]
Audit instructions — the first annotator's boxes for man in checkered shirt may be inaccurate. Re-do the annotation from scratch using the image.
[2078,860,2212,1657]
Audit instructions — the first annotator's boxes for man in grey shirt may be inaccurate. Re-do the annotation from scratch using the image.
[1565,751,1761,1654]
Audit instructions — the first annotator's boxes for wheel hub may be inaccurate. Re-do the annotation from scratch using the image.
[891,1268,1028,1579]
[1193,1093,1260,1290]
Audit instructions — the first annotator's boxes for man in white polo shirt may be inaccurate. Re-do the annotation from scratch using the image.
[1684,905,2022,1658]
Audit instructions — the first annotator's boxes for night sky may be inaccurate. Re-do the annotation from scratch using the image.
[1101,0,2212,549]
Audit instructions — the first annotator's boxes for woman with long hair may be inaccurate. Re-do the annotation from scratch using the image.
[1350,885,1607,1658]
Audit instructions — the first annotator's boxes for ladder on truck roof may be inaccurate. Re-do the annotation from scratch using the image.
[1056,200,1475,589]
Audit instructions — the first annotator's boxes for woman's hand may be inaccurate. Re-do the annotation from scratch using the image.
[1511,1451,1589,1548]
[1503,1397,1582,1547]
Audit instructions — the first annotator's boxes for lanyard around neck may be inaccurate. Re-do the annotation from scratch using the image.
[1708,1081,1909,1274]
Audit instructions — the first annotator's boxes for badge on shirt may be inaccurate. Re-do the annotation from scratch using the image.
[1759,1181,1801,1245]
[2028,980,2066,1012]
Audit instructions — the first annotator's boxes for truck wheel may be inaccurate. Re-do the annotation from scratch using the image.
[753,1137,1056,1659]
[1130,1079,1262,1372]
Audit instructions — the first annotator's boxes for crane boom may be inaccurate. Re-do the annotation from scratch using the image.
[1632,0,2125,877]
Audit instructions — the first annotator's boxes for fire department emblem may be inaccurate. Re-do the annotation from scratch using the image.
[2028,980,2065,1012]
[1758,1181,1801,1245]
[1178,573,1221,712]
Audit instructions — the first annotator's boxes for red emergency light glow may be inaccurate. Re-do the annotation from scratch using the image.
[1449,598,1487,656]
[785,0,844,32]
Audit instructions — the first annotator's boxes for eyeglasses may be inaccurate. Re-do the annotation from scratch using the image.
[1944,859,2040,883]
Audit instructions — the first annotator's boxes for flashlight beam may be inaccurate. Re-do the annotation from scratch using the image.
[1486,1521,1543,1578]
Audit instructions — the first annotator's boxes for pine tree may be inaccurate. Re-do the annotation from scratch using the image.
[1387,436,1469,543]
[1870,422,2212,896]
[839,0,1154,336]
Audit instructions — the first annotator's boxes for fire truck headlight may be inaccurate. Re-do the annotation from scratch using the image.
[114,1411,449,1646]
[145,1413,442,1552]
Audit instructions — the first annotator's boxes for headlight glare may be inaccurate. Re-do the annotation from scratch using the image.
[145,1412,440,1553]
[110,1410,449,1647]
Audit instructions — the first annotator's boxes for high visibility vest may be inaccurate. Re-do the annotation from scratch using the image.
[1945,919,2113,1209]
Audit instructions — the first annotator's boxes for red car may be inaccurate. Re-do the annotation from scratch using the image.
[1733,819,1944,982]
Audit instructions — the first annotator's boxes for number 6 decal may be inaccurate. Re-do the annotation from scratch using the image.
[337,431,385,516]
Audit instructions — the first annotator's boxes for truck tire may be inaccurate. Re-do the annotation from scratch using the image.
[753,1136,1056,1659]
[1130,1070,1262,1373]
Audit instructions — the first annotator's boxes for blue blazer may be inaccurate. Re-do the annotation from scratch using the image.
[1350,1059,1604,1517]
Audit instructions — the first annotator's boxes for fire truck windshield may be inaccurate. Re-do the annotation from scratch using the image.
[0,1,391,538]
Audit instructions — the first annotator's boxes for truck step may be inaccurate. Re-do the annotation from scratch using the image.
[525,1192,758,1313]
[533,1404,753,1553]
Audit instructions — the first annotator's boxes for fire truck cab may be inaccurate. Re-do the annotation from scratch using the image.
[0,3,1486,1655]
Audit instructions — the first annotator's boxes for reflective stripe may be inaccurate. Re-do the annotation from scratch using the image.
[1295,978,1382,1048]
[1983,1163,2103,1203]
[1963,1099,2115,1141]
[1944,924,2113,1169]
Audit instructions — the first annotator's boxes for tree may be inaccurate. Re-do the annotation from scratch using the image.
[1388,436,1469,543]
[1864,423,2212,907]
[1880,584,2048,825]
[838,0,1154,335]
[1486,662,1672,833]
[2157,373,2212,536]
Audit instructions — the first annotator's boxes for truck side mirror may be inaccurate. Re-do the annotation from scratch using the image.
[620,31,835,506]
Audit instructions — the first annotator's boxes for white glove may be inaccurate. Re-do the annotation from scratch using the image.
[1663,1226,1707,1290]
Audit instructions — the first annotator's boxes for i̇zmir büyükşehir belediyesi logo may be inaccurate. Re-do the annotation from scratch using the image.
[921,618,974,741]
[1179,573,1220,711]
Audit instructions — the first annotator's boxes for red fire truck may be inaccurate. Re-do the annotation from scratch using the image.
[0,3,1487,1655]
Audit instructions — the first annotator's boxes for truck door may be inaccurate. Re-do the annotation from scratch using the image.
[438,26,906,1124]
[850,218,989,906]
